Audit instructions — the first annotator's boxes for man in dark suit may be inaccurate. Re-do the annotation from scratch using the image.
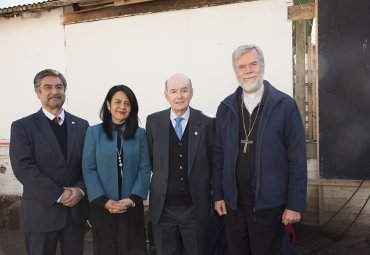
[9,69,90,255]
[146,73,214,255]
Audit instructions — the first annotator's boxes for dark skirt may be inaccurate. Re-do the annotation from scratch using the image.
[90,202,147,255]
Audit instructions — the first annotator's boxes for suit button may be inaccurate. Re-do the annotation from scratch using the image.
[179,166,183,170]
[179,142,182,145]
[180,178,184,181]
[179,154,183,158]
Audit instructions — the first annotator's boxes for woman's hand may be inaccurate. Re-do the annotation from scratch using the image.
[104,199,126,213]
[118,198,135,209]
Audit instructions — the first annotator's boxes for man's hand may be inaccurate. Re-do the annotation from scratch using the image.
[60,189,72,204]
[282,209,301,225]
[61,187,84,207]
[215,200,227,216]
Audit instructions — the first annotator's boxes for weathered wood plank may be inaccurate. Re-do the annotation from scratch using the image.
[114,0,153,6]
[294,19,306,126]
[288,3,314,21]
[304,182,370,231]
[308,179,370,187]
[63,0,256,24]
[307,36,314,140]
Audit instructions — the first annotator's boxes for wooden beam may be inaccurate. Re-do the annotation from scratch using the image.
[315,0,323,226]
[114,0,153,7]
[307,36,314,140]
[77,0,113,7]
[308,179,370,188]
[63,0,256,24]
[288,3,314,21]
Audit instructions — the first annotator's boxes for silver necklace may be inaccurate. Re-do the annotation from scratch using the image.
[117,147,123,167]
[240,100,261,154]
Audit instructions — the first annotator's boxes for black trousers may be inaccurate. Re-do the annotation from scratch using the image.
[152,205,209,255]
[24,211,85,255]
[224,205,285,255]
[90,202,147,255]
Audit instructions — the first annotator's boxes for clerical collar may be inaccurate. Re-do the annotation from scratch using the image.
[42,108,65,125]
[242,84,264,115]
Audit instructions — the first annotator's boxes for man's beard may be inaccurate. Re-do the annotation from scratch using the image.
[240,77,263,94]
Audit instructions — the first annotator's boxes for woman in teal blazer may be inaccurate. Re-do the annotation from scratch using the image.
[82,85,150,255]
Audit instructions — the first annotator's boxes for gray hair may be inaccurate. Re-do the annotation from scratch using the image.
[33,69,67,90]
[165,73,192,90]
[232,44,265,70]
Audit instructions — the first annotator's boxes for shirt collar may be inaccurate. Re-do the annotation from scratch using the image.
[170,107,190,122]
[42,108,65,125]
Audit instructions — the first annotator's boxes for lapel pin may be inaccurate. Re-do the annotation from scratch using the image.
[194,132,198,135]
[72,121,75,125]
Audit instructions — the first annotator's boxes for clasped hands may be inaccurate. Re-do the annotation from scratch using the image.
[60,187,83,207]
[104,199,135,214]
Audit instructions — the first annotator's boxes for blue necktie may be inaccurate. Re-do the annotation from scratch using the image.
[175,116,184,140]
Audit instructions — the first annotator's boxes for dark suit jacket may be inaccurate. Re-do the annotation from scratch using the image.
[9,109,90,233]
[146,107,214,225]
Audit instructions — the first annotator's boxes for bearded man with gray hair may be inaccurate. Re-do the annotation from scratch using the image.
[212,45,307,255]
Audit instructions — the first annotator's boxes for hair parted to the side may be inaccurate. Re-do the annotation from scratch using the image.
[232,44,265,71]
[33,69,67,89]
[100,85,139,140]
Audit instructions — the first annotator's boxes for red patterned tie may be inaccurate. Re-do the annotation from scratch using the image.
[53,117,59,124]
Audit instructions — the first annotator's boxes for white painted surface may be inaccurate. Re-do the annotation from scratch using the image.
[0,144,22,195]
[65,0,293,126]
[307,159,318,179]
[0,0,294,194]
[0,8,66,140]
[0,0,47,8]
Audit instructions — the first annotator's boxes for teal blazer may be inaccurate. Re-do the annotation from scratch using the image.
[82,124,151,202]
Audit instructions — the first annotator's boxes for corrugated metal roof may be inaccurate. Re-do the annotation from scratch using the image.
[0,0,52,9]
[0,0,70,16]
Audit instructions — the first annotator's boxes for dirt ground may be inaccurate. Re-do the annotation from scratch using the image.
[0,223,369,255]
[0,227,93,255]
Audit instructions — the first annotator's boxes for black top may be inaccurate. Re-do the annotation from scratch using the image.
[165,120,192,207]
[49,117,67,160]
[236,88,267,206]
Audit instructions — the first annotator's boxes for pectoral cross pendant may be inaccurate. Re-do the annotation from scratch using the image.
[240,137,253,154]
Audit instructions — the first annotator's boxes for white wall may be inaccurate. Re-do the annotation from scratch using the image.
[0,0,292,138]
[0,9,66,140]
[0,0,292,195]
[65,0,293,126]
[0,143,22,195]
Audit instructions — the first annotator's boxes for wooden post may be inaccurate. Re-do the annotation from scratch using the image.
[314,0,325,226]
[295,19,306,128]
[307,36,314,140]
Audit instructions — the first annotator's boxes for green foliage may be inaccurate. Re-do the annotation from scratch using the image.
[293,0,315,4]
[292,0,315,41]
